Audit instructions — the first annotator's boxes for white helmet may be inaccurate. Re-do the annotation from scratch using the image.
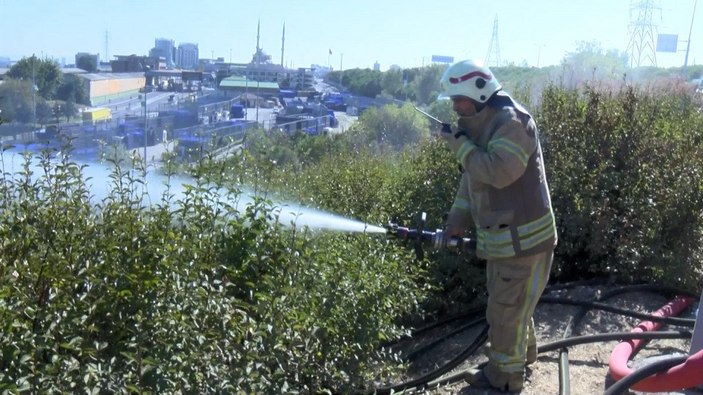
[438,60,501,103]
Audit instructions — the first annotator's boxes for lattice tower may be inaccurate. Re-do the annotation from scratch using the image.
[485,15,502,67]
[626,0,660,67]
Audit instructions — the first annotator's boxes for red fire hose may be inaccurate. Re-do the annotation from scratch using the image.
[608,295,702,392]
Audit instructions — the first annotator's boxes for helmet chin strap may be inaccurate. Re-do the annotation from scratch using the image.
[473,100,487,113]
[473,90,504,113]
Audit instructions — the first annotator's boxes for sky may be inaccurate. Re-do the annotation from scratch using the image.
[0,0,700,71]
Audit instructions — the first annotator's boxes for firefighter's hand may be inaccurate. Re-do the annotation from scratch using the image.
[440,129,469,156]
[443,223,465,243]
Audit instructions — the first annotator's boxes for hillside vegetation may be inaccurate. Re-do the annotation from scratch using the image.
[1,80,703,393]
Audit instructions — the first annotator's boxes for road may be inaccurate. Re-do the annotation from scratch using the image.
[313,77,358,134]
[331,111,357,134]
[244,106,276,129]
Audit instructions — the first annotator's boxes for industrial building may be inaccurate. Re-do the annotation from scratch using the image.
[219,76,279,106]
[79,72,145,106]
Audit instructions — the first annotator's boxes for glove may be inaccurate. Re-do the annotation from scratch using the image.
[441,123,453,134]
[441,222,468,249]
[441,123,469,138]
[440,127,470,156]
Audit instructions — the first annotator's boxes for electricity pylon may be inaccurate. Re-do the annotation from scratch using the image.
[626,0,660,67]
[485,15,502,67]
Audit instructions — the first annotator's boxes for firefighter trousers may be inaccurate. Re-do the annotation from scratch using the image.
[484,250,553,386]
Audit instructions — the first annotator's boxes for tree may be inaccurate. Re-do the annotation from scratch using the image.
[56,74,89,105]
[353,102,431,152]
[7,55,63,100]
[381,69,403,98]
[411,65,445,105]
[35,100,52,125]
[560,41,628,87]
[62,98,77,122]
[279,77,291,88]
[76,54,97,72]
[0,79,34,123]
[339,68,383,98]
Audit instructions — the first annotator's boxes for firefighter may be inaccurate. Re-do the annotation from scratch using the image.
[437,59,557,392]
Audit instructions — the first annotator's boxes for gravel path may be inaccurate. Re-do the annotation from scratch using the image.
[399,285,702,395]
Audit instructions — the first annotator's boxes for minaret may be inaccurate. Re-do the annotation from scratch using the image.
[256,19,261,67]
[281,22,285,67]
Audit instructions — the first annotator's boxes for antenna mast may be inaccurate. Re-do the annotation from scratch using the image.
[281,22,285,67]
[104,30,109,64]
[256,20,261,67]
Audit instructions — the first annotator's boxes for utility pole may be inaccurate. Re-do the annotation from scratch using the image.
[32,54,36,125]
[143,65,150,167]
[683,0,698,78]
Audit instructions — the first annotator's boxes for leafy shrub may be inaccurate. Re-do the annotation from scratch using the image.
[237,131,487,318]
[0,148,427,393]
[7,79,702,392]
[538,83,703,288]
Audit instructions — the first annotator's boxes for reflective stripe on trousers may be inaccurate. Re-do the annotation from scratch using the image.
[485,250,553,373]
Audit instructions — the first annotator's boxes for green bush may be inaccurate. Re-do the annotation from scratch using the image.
[0,149,426,393]
[239,131,487,318]
[6,80,702,392]
[538,83,703,288]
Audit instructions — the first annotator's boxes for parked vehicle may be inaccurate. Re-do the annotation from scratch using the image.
[230,104,245,119]
[82,107,112,124]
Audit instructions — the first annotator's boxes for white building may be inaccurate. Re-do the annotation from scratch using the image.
[177,43,199,70]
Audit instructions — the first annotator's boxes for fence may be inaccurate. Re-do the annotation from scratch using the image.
[173,120,256,161]
[274,115,334,136]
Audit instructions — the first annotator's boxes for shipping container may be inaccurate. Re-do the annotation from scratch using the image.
[82,107,112,124]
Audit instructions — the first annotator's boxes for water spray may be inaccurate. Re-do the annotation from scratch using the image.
[0,149,386,234]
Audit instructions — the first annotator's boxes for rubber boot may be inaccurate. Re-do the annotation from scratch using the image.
[484,342,536,364]
[466,364,524,393]
[526,344,537,365]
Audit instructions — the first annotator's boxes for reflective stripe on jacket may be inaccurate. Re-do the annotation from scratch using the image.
[447,92,557,259]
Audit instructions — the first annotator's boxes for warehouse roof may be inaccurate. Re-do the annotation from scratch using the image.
[219,76,279,90]
[80,72,145,81]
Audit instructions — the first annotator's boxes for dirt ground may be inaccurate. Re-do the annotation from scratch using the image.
[394,285,701,395]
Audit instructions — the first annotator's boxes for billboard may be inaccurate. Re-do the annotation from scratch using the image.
[431,55,454,64]
[656,34,678,53]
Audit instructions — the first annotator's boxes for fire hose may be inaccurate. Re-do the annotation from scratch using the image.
[378,214,702,393]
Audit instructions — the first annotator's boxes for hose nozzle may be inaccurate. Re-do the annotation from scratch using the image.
[385,212,476,260]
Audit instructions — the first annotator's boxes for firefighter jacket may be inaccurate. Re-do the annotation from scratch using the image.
[446,92,557,259]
